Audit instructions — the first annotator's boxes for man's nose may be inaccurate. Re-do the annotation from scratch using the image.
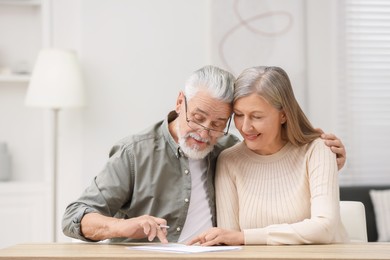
[198,127,212,138]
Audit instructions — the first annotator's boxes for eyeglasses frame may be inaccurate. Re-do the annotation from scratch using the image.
[183,95,232,137]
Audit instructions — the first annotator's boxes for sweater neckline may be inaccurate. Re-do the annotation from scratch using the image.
[239,141,294,163]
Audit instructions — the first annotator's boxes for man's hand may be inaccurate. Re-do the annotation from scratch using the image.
[117,215,169,243]
[319,131,346,170]
[81,213,169,243]
[187,227,244,246]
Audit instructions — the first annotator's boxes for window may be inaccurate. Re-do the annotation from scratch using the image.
[337,0,390,185]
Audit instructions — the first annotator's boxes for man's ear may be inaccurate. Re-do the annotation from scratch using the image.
[175,91,185,113]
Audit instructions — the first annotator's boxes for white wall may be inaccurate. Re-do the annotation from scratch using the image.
[305,0,339,132]
[210,0,307,109]
[79,0,211,184]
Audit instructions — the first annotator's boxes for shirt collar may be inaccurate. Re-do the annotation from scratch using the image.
[162,111,183,158]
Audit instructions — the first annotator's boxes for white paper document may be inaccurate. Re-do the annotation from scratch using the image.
[127,243,242,254]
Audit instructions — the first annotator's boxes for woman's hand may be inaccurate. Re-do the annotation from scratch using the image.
[187,227,244,246]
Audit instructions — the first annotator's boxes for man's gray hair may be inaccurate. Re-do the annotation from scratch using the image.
[184,65,235,103]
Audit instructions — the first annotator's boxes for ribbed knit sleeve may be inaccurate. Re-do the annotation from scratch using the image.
[215,139,349,245]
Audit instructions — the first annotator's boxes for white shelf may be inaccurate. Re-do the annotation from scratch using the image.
[0,74,30,83]
[0,181,49,192]
[0,0,41,6]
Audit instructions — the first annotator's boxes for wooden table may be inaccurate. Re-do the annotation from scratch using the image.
[0,242,390,260]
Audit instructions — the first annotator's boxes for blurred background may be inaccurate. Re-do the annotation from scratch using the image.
[0,0,389,247]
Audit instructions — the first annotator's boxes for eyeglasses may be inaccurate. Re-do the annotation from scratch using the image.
[184,95,232,137]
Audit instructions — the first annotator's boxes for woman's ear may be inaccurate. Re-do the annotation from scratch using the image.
[280,111,287,124]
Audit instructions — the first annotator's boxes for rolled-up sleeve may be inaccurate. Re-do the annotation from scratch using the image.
[61,144,134,241]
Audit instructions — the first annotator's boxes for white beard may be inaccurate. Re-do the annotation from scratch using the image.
[176,121,215,159]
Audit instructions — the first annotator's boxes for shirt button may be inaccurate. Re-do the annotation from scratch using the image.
[176,227,181,232]
[184,169,189,174]
[184,198,189,203]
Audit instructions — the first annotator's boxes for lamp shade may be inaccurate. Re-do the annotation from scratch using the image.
[25,48,85,108]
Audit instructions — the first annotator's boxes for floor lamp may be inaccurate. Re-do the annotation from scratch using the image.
[25,48,85,242]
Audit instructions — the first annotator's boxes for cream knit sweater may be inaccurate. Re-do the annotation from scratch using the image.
[215,138,349,245]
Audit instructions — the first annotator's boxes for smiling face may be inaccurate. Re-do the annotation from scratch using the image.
[173,91,232,159]
[233,93,286,155]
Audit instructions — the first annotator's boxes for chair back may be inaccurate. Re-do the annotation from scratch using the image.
[340,201,368,242]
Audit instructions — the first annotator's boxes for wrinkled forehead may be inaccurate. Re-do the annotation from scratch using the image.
[187,91,232,120]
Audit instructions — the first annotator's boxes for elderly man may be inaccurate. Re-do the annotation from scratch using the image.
[62,65,346,244]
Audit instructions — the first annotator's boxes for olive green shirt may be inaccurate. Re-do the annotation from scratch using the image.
[62,111,239,243]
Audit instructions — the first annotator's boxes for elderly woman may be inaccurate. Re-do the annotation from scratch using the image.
[189,66,349,245]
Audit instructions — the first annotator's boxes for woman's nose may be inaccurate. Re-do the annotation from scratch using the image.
[241,117,253,132]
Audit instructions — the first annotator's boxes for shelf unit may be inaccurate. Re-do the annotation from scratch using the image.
[0,0,45,182]
[0,181,51,248]
[0,0,42,79]
[0,0,52,247]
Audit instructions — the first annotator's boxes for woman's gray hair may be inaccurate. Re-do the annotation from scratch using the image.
[234,66,321,146]
[234,66,287,109]
[184,65,235,103]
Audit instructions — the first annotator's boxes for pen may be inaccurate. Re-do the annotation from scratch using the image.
[159,224,170,229]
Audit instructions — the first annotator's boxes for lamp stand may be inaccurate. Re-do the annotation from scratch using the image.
[51,108,59,242]
[25,48,85,242]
